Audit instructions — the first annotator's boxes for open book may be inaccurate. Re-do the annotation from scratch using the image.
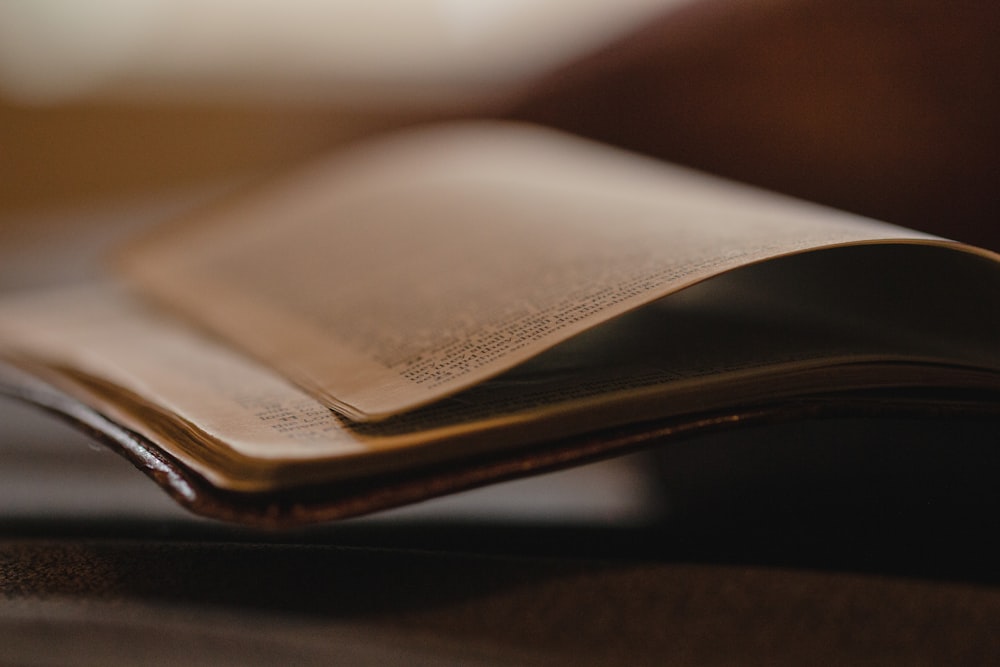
[2,122,999,526]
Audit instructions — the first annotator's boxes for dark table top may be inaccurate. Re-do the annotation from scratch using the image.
[5,393,1000,665]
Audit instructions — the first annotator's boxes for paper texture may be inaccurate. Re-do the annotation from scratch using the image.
[119,122,945,419]
[4,241,1000,489]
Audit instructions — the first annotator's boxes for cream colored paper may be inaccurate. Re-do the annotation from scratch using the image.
[4,240,1000,490]
[119,122,947,420]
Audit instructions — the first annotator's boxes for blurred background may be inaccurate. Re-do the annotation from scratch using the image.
[0,0,671,226]
[2,0,998,260]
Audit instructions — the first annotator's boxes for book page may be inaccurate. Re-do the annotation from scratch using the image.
[118,121,955,420]
[0,287,367,465]
[3,253,998,490]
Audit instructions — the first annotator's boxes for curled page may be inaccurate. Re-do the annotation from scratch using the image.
[117,122,957,420]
